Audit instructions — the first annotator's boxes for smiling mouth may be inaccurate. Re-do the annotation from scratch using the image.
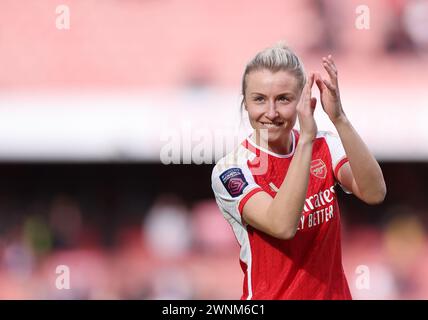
[260,122,284,128]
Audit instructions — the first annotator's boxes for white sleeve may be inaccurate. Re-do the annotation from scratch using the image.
[319,131,352,194]
[211,163,263,225]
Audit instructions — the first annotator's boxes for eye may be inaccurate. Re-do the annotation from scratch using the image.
[277,95,290,102]
[253,96,265,102]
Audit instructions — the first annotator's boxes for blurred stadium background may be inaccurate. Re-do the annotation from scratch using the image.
[0,0,428,299]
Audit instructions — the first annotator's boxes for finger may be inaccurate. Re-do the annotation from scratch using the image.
[310,97,317,112]
[322,59,338,86]
[304,73,315,103]
[298,73,314,113]
[322,57,336,76]
[308,72,315,88]
[304,72,314,92]
[322,78,336,92]
[327,54,337,73]
[315,79,325,93]
[301,73,313,97]
[323,55,338,78]
[315,73,325,93]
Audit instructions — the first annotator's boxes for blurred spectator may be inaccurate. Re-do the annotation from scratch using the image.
[308,0,344,53]
[143,195,192,259]
[3,240,34,281]
[344,226,399,299]
[191,200,237,254]
[382,211,427,299]
[384,0,416,53]
[49,194,83,249]
[403,0,428,53]
[149,266,194,299]
[23,214,52,257]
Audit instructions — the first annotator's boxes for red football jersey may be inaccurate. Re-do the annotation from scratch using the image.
[211,129,352,300]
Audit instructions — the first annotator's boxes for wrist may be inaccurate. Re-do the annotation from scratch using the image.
[298,136,315,146]
[331,113,349,126]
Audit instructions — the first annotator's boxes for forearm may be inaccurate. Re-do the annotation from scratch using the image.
[333,115,386,201]
[267,139,313,238]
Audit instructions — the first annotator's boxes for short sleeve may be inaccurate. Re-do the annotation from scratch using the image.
[211,163,263,225]
[319,131,352,194]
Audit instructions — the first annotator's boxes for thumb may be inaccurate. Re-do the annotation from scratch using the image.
[315,73,325,93]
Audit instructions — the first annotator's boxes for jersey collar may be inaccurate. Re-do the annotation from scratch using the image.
[245,130,296,158]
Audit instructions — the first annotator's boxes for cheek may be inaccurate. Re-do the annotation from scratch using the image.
[245,104,264,120]
[279,105,297,119]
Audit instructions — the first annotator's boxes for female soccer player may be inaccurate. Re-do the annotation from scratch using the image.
[211,43,386,300]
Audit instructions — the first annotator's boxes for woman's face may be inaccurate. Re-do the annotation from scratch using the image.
[244,69,302,149]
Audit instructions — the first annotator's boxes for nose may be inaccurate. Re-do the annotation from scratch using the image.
[265,100,278,120]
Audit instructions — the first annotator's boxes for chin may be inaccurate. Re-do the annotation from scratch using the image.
[253,125,289,143]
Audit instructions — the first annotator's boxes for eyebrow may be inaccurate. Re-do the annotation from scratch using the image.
[250,92,295,97]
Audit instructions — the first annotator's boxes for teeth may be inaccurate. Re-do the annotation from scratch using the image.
[262,122,282,128]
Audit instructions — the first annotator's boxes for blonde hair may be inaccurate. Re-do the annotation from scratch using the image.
[241,42,306,108]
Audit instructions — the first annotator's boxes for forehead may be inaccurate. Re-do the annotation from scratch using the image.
[245,69,300,94]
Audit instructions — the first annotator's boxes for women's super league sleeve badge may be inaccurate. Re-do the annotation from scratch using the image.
[220,168,249,197]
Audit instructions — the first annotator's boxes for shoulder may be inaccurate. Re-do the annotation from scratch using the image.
[293,129,338,139]
[211,143,256,179]
[314,130,343,152]
[313,130,348,170]
[295,129,346,165]
[315,130,340,141]
[293,129,341,145]
[211,143,259,198]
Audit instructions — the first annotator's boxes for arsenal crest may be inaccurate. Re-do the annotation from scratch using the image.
[310,159,327,179]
